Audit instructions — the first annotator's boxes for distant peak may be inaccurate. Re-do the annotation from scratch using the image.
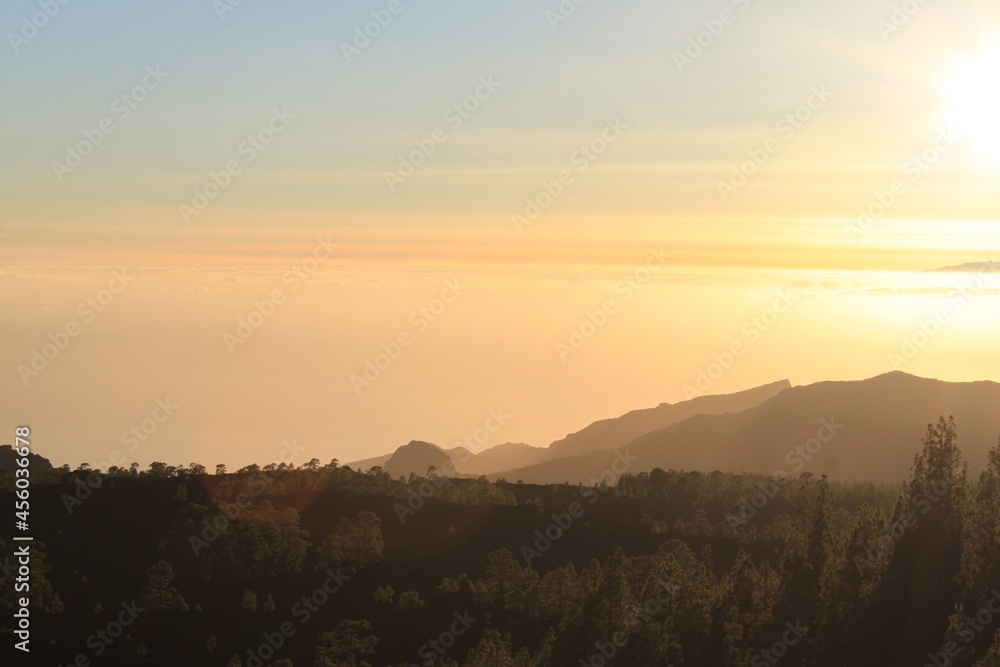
[401,440,445,452]
[688,378,792,401]
[870,371,923,381]
[927,261,1000,273]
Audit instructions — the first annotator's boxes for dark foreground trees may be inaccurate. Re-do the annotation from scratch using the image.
[6,416,1000,666]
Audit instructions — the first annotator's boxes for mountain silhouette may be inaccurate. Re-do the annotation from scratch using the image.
[382,440,456,479]
[490,372,1000,483]
[928,262,1000,273]
[347,380,789,477]
[544,379,791,460]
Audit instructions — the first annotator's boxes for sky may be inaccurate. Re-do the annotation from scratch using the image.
[2,0,1000,468]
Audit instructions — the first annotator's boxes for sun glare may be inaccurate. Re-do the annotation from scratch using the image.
[940,36,1000,168]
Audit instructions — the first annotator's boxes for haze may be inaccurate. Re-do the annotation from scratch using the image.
[2,0,1000,468]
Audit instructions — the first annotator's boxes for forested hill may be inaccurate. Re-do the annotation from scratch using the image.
[4,417,1000,666]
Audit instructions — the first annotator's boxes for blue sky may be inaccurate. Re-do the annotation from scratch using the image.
[5,0,994,252]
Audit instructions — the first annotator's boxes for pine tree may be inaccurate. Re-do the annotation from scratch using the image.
[318,512,384,571]
[951,437,1000,660]
[715,549,769,666]
[772,475,828,663]
[538,562,577,617]
[818,502,885,663]
[883,417,968,666]
[313,619,378,667]
[463,627,518,667]
[396,590,425,610]
[960,438,1000,602]
[485,548,522,609]
[138,559,188,612]
[241,589,257,612]
[373,585,394,606]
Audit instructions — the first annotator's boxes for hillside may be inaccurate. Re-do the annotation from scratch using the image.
[382,440,456,479]
[492,372,1000,483]
[452,442,548,476]
[544,379,791,460]
[349,380,790,477]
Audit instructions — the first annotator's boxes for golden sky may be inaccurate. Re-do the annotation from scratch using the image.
[2,0,1000,467]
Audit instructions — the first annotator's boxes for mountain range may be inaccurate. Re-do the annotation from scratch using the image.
[346,372,1000,484]
[929,262,1000,273]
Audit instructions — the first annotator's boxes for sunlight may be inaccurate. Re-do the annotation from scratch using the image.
[939,36,1000,169]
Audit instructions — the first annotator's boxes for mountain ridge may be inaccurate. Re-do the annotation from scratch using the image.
[487,372,1000,484]
[346,379,791,477]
